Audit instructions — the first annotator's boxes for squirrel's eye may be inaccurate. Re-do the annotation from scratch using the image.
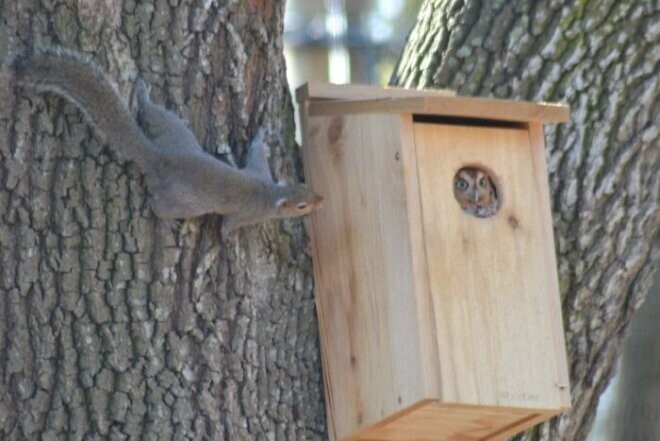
[479,177,487,187]
[296,203,308,210]
[455,179,468,189]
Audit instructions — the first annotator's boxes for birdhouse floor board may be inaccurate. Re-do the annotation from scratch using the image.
[349,402,558,441]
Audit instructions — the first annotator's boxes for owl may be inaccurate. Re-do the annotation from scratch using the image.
[453,168,499,218]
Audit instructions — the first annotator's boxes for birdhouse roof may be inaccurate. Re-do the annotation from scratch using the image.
[296,82,569,124]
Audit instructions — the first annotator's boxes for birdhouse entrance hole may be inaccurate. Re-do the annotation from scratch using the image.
[453,166,501,218]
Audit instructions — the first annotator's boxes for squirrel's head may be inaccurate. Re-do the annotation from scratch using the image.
[273,184,324,219]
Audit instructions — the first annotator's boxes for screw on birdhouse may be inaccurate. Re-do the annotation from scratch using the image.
[395,152,400,161]
[555,383,569,389]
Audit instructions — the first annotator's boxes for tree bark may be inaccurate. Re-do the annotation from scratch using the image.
[0,1,326,440]
[393,1,659,440]
[599,273,660,441]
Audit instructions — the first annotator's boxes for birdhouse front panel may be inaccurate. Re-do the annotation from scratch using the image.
[412,121,568,410]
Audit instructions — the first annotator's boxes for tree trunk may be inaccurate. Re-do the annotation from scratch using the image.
[602,273,660,441]
[392,1,659,440]
[0,1,326,440]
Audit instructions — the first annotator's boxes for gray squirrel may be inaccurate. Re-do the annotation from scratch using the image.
[11,47,324,233]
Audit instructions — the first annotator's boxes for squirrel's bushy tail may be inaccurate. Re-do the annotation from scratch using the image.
[13,47,157,168]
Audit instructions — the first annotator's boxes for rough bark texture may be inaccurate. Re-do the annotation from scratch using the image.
[0,1,326,440]
[393,1,659,440]
[603,273,660,441]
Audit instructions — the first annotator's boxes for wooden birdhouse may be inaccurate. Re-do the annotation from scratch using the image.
[296,83,571,441]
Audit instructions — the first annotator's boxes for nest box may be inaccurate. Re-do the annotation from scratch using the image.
[297,83,571,441]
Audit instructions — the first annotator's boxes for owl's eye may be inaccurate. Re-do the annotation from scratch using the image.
[479,177,487,187]
[455,179,468,190]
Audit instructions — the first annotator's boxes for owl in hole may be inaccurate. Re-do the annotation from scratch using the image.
[453,168,499,218]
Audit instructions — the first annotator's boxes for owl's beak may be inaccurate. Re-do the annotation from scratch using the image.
[470,189,479,202]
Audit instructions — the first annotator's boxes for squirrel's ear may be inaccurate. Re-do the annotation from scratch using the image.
[276,197,289,208]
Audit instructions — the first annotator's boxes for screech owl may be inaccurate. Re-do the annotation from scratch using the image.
[453,168,499,218]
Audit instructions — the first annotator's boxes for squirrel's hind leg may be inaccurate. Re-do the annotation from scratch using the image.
[148,180,205,220]
[149,195,188,220]
[135,79,203,153]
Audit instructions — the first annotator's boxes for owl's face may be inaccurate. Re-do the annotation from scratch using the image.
[453,168,498,218]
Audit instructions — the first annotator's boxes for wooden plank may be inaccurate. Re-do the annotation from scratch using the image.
[298,101,340,440]
[421,96,568,123]
[413,122,567,411]
[308,95,570,123]
[342,400,436,441]
[399,115,443,399]
[302,113,428,440]
[295,82,455,103]
[310,97,427,117]
[527,123,572,409]
[357,402,557,441]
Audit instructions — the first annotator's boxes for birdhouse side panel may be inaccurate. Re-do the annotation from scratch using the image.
[527,122,571,408]
[302,113,429,439]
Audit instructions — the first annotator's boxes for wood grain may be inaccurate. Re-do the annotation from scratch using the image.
[302,113,429,439]
[399,115,443,400]
[527,123,572,409]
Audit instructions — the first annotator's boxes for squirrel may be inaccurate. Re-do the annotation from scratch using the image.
[11,47,324,233]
